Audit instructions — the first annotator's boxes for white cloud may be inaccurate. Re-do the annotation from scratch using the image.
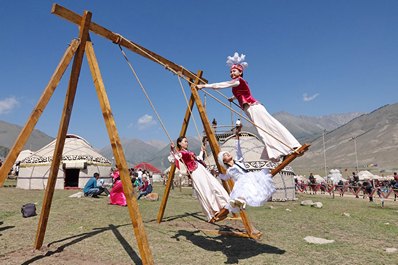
[137,114,157,130]
[303,93,319,102]
[0,97,19,114]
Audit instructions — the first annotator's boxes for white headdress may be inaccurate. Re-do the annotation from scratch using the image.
[217,151,229,169]
[226,52,248,71]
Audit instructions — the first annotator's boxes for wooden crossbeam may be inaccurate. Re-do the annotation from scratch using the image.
[0,39,80,187]
[51,4,206,84]
[35,10,92,250]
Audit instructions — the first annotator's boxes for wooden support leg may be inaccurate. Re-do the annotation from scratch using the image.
[85,40,154,264]
[0,39,80,187]
[157,74,202,223]
[35,11,92,251]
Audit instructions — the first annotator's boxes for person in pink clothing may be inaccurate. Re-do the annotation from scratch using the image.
[197,52,301,162]
[109,170,127,206]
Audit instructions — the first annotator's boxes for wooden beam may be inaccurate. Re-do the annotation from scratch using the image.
[0,39,80,187]
[270,144,310,176]
[51,4,206,84]
[35,11,92,250]
[156,73,202,224]
[85,40,154,264]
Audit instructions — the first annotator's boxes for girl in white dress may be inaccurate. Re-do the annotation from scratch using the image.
[217,128,276,208]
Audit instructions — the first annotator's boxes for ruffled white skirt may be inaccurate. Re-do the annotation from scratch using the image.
[230,169,276,207]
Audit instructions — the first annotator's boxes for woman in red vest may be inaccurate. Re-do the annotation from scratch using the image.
[169,136,234,222]
[197,52,301,162]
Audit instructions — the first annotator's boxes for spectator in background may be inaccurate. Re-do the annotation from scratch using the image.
[137,176,153,200]
[393,172,398,201]
[308,173,317,194]
[109,170,127,206]
[83,173,110,198]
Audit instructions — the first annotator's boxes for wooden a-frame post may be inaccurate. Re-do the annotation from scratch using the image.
[85,39,153,264]
[0,7,154,264]
[47,3,263,240]
[35,10,92,249]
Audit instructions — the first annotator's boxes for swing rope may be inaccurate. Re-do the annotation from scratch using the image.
[118,44,203,175]
[199,89,295,151]
[118,44,173,143]
[115,33,296,151]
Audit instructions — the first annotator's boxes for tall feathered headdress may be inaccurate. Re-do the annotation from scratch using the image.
[226,52,248,72]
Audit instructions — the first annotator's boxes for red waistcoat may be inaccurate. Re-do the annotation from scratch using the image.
[179,150,198,172]
[231,77,258,108]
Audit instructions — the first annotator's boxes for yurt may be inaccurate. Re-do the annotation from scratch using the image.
[205,131,296,201]
[17,134,112,189]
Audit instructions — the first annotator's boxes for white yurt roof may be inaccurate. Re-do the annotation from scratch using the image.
[313,174,325,183]
[16,150,34,162]
[20,134,111,166]
[358,170,375,180]
[328,169,347,184]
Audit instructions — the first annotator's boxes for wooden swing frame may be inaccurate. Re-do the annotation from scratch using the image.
[0,4,310,264]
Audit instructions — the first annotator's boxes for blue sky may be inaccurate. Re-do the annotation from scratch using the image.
[1,1,397,149]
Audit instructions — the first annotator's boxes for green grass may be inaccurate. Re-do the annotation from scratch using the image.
[0,184,397,264]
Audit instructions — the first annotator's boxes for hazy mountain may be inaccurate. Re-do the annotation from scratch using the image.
[145,140,168,149]
[99,138,163,166]
[273,112,363,143]
[0,120,54,154]
[144,136,202,170]
[291,103,398,175]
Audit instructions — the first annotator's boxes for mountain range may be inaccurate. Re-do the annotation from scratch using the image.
[1,103,396,176]
[291,103,398,176]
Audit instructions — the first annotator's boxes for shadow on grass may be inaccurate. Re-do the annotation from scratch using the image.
[157,211,207,223]
[0,224,15,236]
[172,230,285,264]
[21,223,142,265]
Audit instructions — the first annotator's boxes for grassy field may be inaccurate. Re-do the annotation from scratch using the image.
[0,182,397,264]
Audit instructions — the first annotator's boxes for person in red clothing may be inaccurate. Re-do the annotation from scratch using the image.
[109,170,127,206]
[137,176,152,200]
[197,52,301,162]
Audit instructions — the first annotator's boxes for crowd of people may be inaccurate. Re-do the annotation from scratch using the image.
[83,167,155,207]
[295,171,398,204]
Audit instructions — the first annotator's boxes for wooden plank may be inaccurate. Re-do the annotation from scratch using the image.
[0,39,80,187]
[51,4,206,84]
[270,144,310,176]
[157,73,202,224]
[85,40,154,264]
[35,11,92,250]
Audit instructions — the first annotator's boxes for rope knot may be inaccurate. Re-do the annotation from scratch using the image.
[113,34,123,44]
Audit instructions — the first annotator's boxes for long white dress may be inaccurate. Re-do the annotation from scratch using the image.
[170,150,233,221]
[219,139,276,207]
[203,78,301,161]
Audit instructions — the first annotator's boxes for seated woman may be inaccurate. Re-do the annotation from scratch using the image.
[169,136,236,223]
[109,170,127,206]
[217,126,276,208]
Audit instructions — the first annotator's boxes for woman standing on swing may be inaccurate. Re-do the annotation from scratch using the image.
[197,52,301,162]
[169,136,235,223]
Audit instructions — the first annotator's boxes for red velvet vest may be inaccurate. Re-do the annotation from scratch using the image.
[231,77,258,108]
[179,150,198,172]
